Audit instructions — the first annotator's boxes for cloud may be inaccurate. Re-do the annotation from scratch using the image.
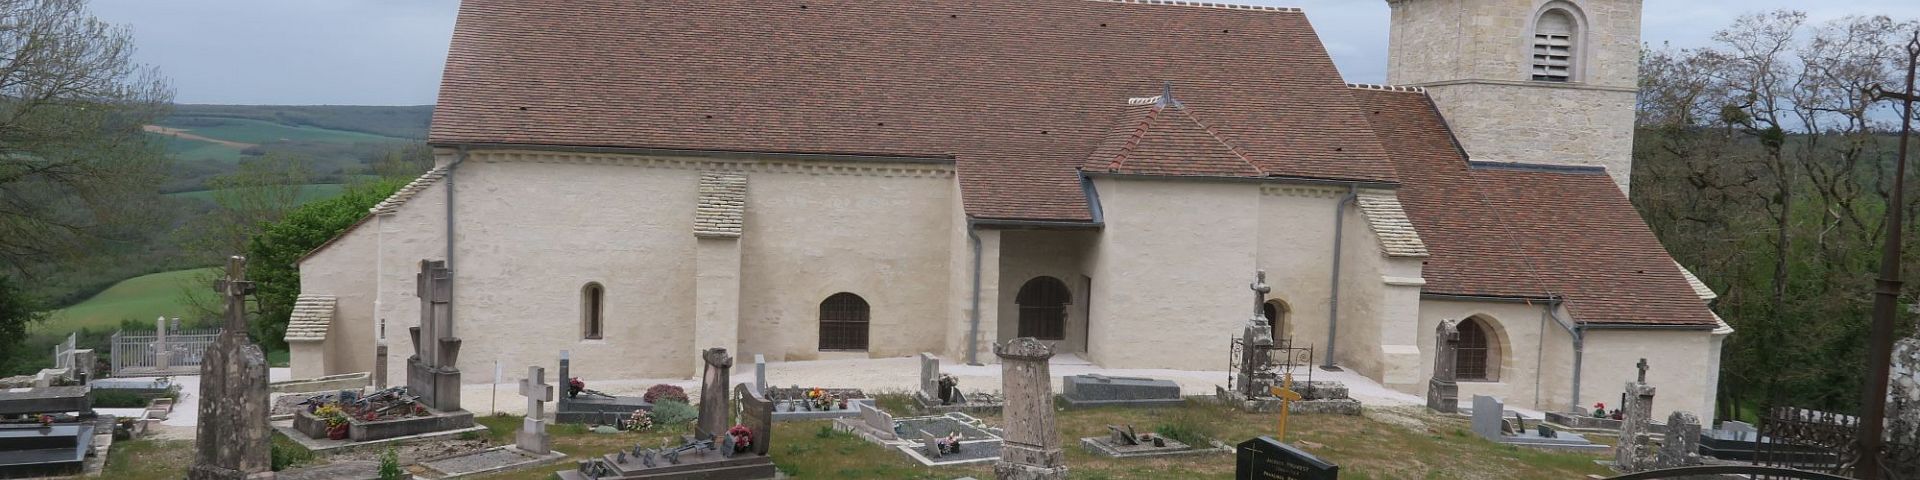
[84,0,1910,105]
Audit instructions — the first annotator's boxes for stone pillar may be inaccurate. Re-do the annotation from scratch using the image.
[693,238,742,375]
[696,348,735,441]
[154,316,171,371]
[516,366,554,455]
[189,256,272,480]
[407,260,463,412]
[994,337,1067,480]
[1614,359,1656,472]
[1427,319,1461,414]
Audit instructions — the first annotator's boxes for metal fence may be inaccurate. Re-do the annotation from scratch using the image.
[1754,406,1920,479]
[110,323,222,377]
[51,333,75,370]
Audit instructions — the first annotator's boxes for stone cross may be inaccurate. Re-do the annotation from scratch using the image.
[1250,270,1272,325]
[516,365,554,455]
[1636,358,1649,383]
[1615,365,1658,472]
[1238,270,1276,398]
[994,337,1067,480]
[188,256,271,480]
[1427,319,1461,414]
[695,347,734,440]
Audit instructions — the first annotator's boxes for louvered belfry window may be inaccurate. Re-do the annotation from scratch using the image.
[1532,10,1576,82]
[818,292,870,351]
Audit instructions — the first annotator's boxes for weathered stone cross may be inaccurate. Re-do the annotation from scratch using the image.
[1636,358,1650,383]
[1249,269,1271,323]
[213,256,255,334]
[517,365,554,455]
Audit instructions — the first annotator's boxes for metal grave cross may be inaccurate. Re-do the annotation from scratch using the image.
[1268,370,1303,441]
[212,256,256,333]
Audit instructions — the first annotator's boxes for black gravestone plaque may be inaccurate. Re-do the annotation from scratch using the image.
[1236,436,1338,480]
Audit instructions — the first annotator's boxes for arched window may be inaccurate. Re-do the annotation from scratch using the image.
[1531,9,1578,82]
[1017,276,1070,340]
[581,282,605,340]
[819,293,870,351]
[1262,299,1290,338]
[1457,317,1500,381]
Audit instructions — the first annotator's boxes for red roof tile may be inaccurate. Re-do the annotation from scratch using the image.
[1351,87,1716,327]
[431,0,1398,221]
[1089,99,1264,177]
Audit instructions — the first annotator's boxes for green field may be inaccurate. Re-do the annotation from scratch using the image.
[36,267,218,336]
[163,183,349,204]
[157,117,408,146]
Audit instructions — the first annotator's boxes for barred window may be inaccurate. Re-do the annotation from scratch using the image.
[1016,277,1070,341]
[1457,317,1495,381]
[819,293,870,351]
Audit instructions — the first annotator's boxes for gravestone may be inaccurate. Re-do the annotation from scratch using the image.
[861,403,897,440]
[918,353,940,402]
[696,348,734,441]
[994,337,1067,480]
[1469,395,1504,441]
[1061,374,1182,408]
[753,354,767,395]
[735,383,773,456]
[1613,358,1657,472]
[517,366,554,455]
[188,256,272,480]
[1654,411,1701,469]
[1719,420,1756,441]
[407,260,464,412]
[1235,436,1338,480]
[1426,319,1461,414]
[1237,271,1276,398]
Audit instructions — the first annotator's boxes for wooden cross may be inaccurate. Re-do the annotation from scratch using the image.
[1268,370,1303,441]
[212,256,255,334]
[1635,358,1649,383]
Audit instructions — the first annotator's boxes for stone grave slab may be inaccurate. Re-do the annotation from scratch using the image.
[1469,396,1607,453]
[1235,436,1337,480]
[1544,410,1623,431]
[1213,381,1361,415]
[0,386,91,416]
[1080,424,1214,459]
[837,411,1005,467]
[555,350,653,425]
[765,387,873,421]
[418,445,567,478]
[0,423,96,478]
[830,403,898,442]
[1061,374,1183,408]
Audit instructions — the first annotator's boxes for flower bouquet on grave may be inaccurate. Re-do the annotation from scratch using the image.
[728,424,752,452]
[806,388,836,411]
[1593,402,1607,418]
[569,377,586,399]
[317,404,351,439]
[626,409,653,431]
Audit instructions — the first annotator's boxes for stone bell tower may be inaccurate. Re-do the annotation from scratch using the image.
[1384,0,1643,192]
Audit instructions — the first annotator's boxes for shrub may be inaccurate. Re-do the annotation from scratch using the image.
[269,434,314,471]
[651,399,697,426]
[377,447,403,480]
[644,384,688,404]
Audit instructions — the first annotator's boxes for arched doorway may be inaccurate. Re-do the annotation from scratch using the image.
[1016,276,1070,340]
[818,292,870,351]
[1262,299,1290,339]
[1456,316,1501,381]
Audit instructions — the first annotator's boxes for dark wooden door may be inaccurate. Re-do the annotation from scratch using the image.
[1017,277,1069,340]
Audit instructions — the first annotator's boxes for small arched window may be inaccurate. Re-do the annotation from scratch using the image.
[581,282,605,340]
[1457,317,1499,381]
[819,293,870,351]
[1531,9,1577,82]
[1262,299,1290,338]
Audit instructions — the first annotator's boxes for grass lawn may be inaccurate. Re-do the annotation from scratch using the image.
[35,267,218,336]
[465,395,1611,479]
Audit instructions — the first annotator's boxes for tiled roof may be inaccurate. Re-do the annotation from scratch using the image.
[432,0,1397,221]
[1351,87,1716,327]
[1089,99,1263,177]
[285,294,336,342]
[695,172,748,238]
[1355,190,1430,258]
[371,166,447,215]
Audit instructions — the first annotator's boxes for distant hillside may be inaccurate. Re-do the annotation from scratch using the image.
[167,104,433,139]
[151,104,434,193]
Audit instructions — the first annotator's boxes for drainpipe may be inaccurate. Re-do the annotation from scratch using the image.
[1322,185,1358,369]
[445,146,468,336]
[1539,298,1584,412]
[965,219,984,366]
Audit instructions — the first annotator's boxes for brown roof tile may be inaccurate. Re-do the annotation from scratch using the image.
[1352,88,1716,327]
[432,0,1398,221]
[1089,99,1264,177]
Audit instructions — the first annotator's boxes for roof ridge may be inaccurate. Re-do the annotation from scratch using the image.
[1107,104,1164,172]
[370,166,450,215]
[1084,0,1302,13]
[1346,83,1427,94]
[1176,105,1264,176]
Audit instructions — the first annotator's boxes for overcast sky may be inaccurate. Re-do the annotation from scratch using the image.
[89,0,1920,106]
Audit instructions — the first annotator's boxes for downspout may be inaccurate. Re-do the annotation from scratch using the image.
[1322,185,1358,369]
[445,146,468,336]
[965,218,983,366]
[1539,298,1584,412]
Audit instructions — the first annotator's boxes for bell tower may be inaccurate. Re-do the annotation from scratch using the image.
[1384,0,1643,192]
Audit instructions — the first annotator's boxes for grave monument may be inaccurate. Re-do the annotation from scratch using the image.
[1613,359,1658,471]
[408,260,462,412]
[1653,411,1701,469]
[1236,270,1276,398]
[555,350,651,425]
[188,256,272,480]
[1426,319,1461,414]
[1061,374,1182,408]
[994,337,1067,480]
[1469,395,1606,453]
[518,366,554,455]
[553,349,775,480]
[696,347,733,441]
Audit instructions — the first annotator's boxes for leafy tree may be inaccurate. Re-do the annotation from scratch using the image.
[0,274,45,373]
[0,0,172,271]
[244,179,404,351]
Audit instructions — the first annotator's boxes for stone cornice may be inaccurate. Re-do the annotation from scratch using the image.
[469,150,955,179]
[1259,185,1346,198]
[1410,78,1637,93]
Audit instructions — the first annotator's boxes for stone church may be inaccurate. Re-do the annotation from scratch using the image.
[286,0,1730,421]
